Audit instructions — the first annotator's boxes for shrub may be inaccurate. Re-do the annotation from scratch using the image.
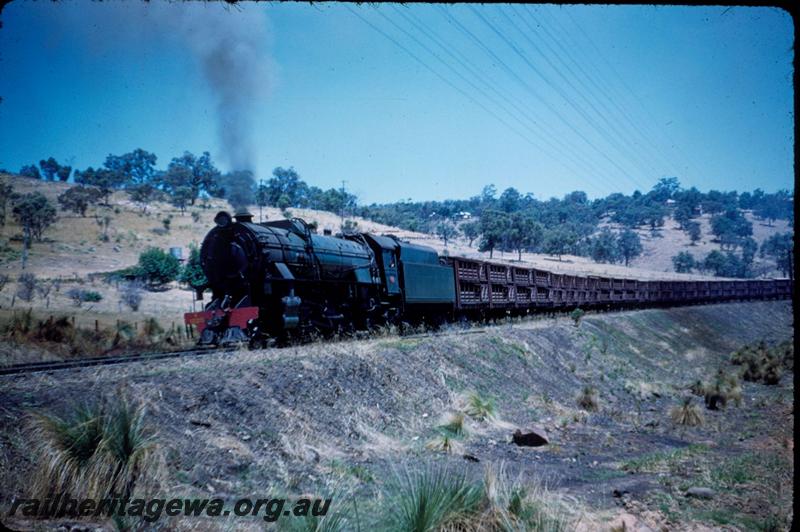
[670,397,704,426]
[119,281,143,311]
[136,247,180,288]
[28,395,157,500]
[141,317,164,340]
[16,272,37,302]
[179,244,207,289]
[577,385,599,412]
[570,308,585,327]
[67,288,103,306]
[763,362,782,385]
[83,290,102,302]
[689,379,707,396]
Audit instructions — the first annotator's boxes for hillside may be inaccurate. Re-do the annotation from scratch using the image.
[0,300,793,530]
[0,174,791,330]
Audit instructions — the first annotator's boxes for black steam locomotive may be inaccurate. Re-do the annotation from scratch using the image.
[184,211,793,346]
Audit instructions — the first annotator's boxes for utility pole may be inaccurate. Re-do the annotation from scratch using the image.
[340,179,347,231]
[258,179,264,223]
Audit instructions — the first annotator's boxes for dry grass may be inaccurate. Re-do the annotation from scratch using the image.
[439,412,467,438]
[670,397,704,427]
[576,386,599,412]
[0,310,190,365]
[383,462,575,532]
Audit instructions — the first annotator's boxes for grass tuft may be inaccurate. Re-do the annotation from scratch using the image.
[386,464,484,532]
[439,412,466,438]
[465,392,496,421]
[670,397,704,426]
[28,394,157,501]
[576,386,599,412]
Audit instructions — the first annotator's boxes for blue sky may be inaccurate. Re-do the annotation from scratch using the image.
[0,2,794,204]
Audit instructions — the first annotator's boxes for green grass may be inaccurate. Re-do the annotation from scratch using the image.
[385,464,484,532]
[465,392,496,421]
[621,444,709,474]
[28,394,157,500]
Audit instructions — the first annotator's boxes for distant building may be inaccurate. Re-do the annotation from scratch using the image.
[455,211,472,220]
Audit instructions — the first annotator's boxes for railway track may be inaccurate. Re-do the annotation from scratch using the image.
[0,328,491,377]
[0,346,239,377]
[0,298,787,377]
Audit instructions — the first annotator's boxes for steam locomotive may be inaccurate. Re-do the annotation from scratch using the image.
[184,211,793,346]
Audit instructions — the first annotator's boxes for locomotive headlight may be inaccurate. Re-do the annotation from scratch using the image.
[214,211,233,227]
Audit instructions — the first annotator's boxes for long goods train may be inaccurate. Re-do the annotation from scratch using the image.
[184,211,794,346]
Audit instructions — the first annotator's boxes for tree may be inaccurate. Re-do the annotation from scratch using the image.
[136,248,181,288]
[104,149,157,186]
[672,251,696,273]
[57,186,103,217]
[754,191,792,226]
[542,227,577,261]
[478,210,510,258]
[507,212,543,261]
[127,183,160,213]
[673,201,697,230]
[12,192,57,244]
[162,151,221,205]
[686,221,702,245]
[702,250,728,277]
[498,187,521,213]
[39,157,61,181]
[741,237,758,272]
[73,167,127,204]
[264,167,307,208]
[12,192,56,268]
[701,250,747,278]
[760,232,793,276]
[19,165,41,179]
[643,204,667,235]
[617,229,643,266]
[461,220,480,247]
[590,228,620,264]
[0,178,13,229]
[170,186,195,214]
[710,208,752,250]
[56,165,72,182]
[650,177,681,202]
[436,220,458,248]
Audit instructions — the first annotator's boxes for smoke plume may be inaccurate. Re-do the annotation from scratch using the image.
[42,3,272,211]
[177,6,270,211]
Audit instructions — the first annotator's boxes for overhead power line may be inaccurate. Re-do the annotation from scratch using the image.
[348,5,607,194]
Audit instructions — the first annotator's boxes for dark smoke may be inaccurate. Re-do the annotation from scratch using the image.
[218,170,256,212]
[179,6,271,211]
[41,3,272,212]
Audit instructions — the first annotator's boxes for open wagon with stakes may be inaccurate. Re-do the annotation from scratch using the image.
[184,212,794,346]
